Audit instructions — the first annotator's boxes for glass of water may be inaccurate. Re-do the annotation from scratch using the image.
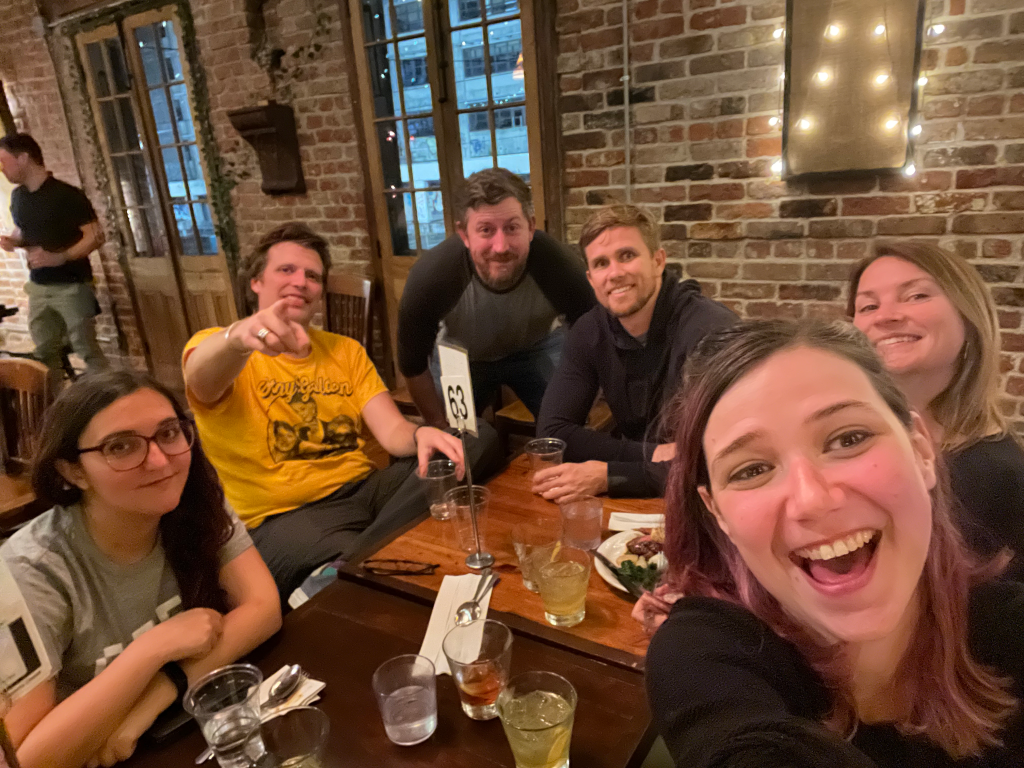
[423,459,458,520]
[372,654,437,746]
[184,664,265,768]
[262,707,329,767]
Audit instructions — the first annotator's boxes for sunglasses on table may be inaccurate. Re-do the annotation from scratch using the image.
[76,418,195,471]
[361,559,440,576]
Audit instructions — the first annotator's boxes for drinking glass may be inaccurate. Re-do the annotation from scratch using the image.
[423,459,457,520]
[445,485,490,553]
[559,496,603,551]
[525,439,566,489]
[371,654,438,746]
[511,518,562,592]
[184,664,266,768]
[442,619,513,720]
[261,707,329,767]
[498,671,578,768]
[536,546,591,627]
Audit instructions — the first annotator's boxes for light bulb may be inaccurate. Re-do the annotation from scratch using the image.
[779,71,786,81]
[769,116,780,126]
[875,73,890,86]
[771,159,784,174]
[917,76,928,87]
[929,24,945,36]
[910,124,922,136]
[773,27,784,39]
[903,163,917,177]
[797,118,812,131]
[825,24,841,39]
[815,69,831,84]
[884,118,899,130]
[874,24,886,35]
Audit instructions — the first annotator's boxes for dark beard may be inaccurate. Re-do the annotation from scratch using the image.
[477,255,527,291]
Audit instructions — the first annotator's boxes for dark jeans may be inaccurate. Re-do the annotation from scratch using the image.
[251,421,502,605]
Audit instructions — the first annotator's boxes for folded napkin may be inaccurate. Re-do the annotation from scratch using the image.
[418,573,493,676]
[608,512,665,532]
[259,665,326,719]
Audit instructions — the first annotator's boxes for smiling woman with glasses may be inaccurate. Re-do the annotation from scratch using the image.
[0,370,281,768]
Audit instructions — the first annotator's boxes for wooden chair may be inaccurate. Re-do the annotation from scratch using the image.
[0,358,53,532]
[325,272,374,350]
[495,396,614,456]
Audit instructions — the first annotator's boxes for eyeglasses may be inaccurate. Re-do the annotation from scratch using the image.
[77,418,195,471]
[361,559,439,576]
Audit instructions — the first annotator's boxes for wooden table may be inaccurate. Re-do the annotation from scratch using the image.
[122,578,654,768]
[345,454,665,669]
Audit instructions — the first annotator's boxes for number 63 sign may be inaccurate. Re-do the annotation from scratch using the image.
[438,343,478,436]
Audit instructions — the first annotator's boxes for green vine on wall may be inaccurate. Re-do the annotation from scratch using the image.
[249,0,334,103]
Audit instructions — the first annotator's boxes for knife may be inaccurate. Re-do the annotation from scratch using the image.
[593,550,645,599]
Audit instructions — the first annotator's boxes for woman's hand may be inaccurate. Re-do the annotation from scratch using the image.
[143,608,224,663]
[631,584,683,636]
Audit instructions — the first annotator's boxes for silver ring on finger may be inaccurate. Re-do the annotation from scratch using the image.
[257,327,270,341]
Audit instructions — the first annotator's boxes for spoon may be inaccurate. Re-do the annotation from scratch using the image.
[455,573,500,625]
[194,664,304,764]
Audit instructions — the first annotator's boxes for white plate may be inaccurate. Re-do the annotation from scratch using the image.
[594,530,644,592]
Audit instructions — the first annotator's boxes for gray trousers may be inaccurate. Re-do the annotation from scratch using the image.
[251,421,503,604]
[25,281,107,374]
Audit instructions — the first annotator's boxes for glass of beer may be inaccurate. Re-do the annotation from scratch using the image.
[498,671,577,768]
[536,546,591,627]
[442,619,513,720]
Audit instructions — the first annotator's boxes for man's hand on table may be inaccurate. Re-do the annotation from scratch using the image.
[651,443,676,463]
[415,425,466,480]
[532,460,608,504]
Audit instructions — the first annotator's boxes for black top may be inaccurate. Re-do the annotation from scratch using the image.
[947,435,1024,581]
[536,274,735,497]
[11,175,97,284]
[646,584,1024,768]
[396,231,595,377]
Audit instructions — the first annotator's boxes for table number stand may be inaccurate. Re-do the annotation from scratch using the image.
[456,416,493,570]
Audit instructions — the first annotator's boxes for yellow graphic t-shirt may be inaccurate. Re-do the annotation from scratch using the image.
[183,327,388,528]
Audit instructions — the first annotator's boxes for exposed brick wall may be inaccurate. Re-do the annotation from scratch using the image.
[556,0,1024,427]
[191,0,373,276]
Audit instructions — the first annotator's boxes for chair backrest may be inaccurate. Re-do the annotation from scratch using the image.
[326,272,374,350]
[0,358,53,474]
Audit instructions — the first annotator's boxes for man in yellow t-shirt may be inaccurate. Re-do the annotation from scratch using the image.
[183,222,471,603]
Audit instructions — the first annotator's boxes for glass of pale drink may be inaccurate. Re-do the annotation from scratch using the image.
[511,519,562,592]
[423,459,457,520]
[184,664,265,768]
[442,619,513,720]
[372,654,438,746]
[498,671,577,768]
[536,546,591,627]
[262,707,329,767]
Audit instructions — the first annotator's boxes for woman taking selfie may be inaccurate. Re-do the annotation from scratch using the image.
[1,371,281,768]
[850,242,1024,576]
[647,320,1023,767]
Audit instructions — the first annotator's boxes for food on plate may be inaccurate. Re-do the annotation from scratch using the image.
[622,526,665,562]
[612,528,667,591]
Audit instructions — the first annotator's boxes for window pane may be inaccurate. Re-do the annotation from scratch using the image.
[126,207,150,255]
[144,206,169,257]
[362,0,393,42]
[149,88,176,145]
[157,22,184,81]
[393,0,424,35]
[486,0,519,19]
[181,144,207,198]
[132,155,157,207]
[114,157,138,207]
[118,97,140,148]
[397,37,431,114]
[162,147,187,200]
[459,111,492,175]
[453,0,481,26]
[415,191,446,249]
[368,43,399,118]
[173,204,199,254]
[377,120,410,189]
[193,203,217,254]
[135,25,165,86]
[104,38,131,94]
[489,20,525,103]
[408,117,439,185]
[385,190,412,255]
[495,107,529,175]
[454,27,486,109]
[168,84,196,141]
[100,102,125,153]
[85,43,110,98]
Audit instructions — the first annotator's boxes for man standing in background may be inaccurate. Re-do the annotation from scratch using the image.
[0,133,107,375]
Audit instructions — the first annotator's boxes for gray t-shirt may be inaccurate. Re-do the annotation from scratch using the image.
[0,504,251,702]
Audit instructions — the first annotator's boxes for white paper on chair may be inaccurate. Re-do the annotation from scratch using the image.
[418,574,492,676]
[0,558,52,701]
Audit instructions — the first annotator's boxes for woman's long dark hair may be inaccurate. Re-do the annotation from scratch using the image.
[663,319,1015,758]
[32,370,231,612]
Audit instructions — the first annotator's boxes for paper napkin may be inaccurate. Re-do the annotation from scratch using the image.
[607,512,665,532]
[259,665,326,719]
[418,573,493,676]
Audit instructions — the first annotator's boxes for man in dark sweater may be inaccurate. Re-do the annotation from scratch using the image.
[0,133,107,375]
[397,168,595,427]
[535,205,734,501]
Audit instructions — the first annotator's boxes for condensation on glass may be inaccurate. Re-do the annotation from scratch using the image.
[134,20,217,255]
[83,37,168,259]
[360,0,529,255]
